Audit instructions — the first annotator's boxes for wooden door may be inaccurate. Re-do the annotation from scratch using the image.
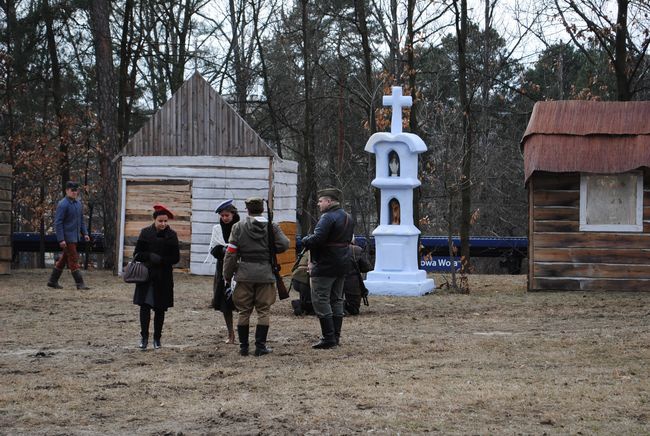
[123,179,192,270]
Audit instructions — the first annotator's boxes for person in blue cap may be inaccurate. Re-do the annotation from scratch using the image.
[208,199,240,344]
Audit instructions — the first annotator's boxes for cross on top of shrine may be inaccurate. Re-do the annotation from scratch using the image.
[382,86,412,134]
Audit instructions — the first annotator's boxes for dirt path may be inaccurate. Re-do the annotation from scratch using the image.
[1,270,648,434]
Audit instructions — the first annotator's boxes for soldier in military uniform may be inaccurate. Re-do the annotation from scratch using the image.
[223,197,290,356]
[300,188,354,349]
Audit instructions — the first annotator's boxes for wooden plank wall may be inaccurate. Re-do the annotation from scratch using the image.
[529,170,650,291]
[121,156,298,276]
[0,164,11,274]
[124,73,275,158]
[123,179,192,270]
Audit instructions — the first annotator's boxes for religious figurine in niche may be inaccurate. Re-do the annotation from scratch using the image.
[388,198,401,225]
[388,151,400,177]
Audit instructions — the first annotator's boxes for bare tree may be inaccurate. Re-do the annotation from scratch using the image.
[298,0,318,232]
[88,0,119,270]
[551,0,650,100]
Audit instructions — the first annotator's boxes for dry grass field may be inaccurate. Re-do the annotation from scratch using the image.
[1,269,649,435]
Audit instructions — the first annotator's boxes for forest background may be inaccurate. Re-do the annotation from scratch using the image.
[1,0,649,271]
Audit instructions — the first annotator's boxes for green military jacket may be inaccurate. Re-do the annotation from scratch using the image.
[223,215,289,283]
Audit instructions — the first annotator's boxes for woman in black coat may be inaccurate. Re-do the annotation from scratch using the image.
[209,200,240,344]
[133,204,180,350]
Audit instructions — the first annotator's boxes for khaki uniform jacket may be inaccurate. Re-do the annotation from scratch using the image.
[223,215,289,283]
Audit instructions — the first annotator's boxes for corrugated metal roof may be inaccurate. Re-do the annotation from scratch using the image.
[521,101,650,181]
[123,72,277,158]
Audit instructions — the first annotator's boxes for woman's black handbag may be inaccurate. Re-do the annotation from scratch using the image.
[123,261,149,283]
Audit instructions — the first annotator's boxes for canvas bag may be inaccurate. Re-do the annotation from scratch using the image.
[123,261,149,284]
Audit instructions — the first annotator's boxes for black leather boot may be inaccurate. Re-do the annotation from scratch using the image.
[153,310,164,349]
[333,316,343,346]
[312,317,337,349]
[139,306,150,350]
[254,325,272,356]
[237,325,249,356]
[47,268,63,289]
[71,270,90,290]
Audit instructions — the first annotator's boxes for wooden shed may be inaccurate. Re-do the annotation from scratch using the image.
[522,100,650,291]
[118,73,298,276]
[0,164,11,274]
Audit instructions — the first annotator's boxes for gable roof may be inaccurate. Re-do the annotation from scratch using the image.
[123,72,276,158]
[521,100,650,182]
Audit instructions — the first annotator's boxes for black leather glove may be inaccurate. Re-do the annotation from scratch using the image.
[149,253,162,264]
[210,245,225,260]
[134,252,149,262]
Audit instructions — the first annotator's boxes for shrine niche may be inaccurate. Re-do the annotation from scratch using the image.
[389,198,401,225]
[389,151,400,177]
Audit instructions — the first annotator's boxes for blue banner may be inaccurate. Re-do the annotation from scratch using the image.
[420,256,461,272]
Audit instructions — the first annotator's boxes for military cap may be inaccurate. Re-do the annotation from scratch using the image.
[317,187,342,202]
[215,199,236,214]
[244,197,264,214]
[153,203,174,219]
[65,181,80,190]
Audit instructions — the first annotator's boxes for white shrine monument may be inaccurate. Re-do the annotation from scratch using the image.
[363,86,435,296]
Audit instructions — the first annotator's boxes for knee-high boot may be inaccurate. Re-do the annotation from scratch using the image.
[71,270,90,290]
[139,306,150,350]
[237,325,250,356]
[312,317,337,349]
[153,309,165,349]
[47,268,63,289]
[333,316,343,346]
[254,325,272,356]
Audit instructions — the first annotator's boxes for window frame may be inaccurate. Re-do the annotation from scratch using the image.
[579,171,644,232]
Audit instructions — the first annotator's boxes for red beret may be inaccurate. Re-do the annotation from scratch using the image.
[153,203,174,219]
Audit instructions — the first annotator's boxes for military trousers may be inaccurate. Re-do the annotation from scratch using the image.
[233,281,276,326]
[310,275,345,318]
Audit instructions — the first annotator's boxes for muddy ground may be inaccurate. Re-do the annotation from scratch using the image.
[0,269,648,435]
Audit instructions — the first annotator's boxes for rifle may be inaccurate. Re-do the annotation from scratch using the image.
[266,199,290,300]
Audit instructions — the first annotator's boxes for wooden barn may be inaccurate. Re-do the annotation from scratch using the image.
[522,100,650,291]
[0,164,10,274]
[117,73,298,276]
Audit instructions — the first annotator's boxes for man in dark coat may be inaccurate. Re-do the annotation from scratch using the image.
[223,197,289,356]
[47,181,91,290]
[301,188,354,349]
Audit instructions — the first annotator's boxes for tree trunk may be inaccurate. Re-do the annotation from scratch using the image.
[405,0,421,237]
[118,0,136,147]
[229,0,248,116]
[353,0,376,134]
[43,0,69,194]
[299,0,318,234]
[614,0,630,101]
[456,0,472,271]
[253,1,282,157]
[390,0,399,79]
[88,0,119,271]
